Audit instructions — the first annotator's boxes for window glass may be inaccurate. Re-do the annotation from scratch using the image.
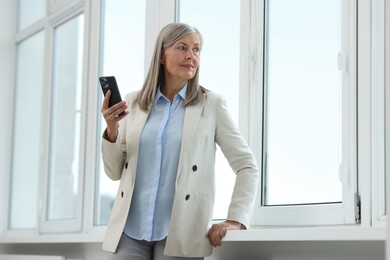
[18,0,45,31]
[179,0,240,219]
[263,0,342,205]
[47,14,84,220]
[95,0,146,226]
[10,31,45,229]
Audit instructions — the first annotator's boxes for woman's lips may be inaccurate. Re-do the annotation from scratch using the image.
[181,64,193,69]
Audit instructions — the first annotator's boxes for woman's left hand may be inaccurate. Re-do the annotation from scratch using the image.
[207,220,242,247]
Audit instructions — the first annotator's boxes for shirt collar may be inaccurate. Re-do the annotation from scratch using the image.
[177,83,188,100]
[155,83,188,104]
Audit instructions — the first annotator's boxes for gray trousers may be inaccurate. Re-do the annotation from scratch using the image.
[107,233,205,260]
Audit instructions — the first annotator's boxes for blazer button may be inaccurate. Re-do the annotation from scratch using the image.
[185,194,190,201]
[192,165,197,172]
[125,162,128,169]
[121,191,124,198]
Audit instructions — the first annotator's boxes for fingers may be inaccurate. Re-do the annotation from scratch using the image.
[207,221,242,248]
[101,90,128,123]
[207,224,227,247]
[207,224,221,247]
[102,89,111,109]
[103,103,128,120]
[101,90,128,142]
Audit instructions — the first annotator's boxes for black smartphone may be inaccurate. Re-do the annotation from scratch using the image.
[99,76,125,116]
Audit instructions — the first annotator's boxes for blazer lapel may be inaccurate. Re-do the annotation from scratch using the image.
[177,93,206,178]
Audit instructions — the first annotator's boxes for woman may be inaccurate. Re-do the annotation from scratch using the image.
[101,22,259,260]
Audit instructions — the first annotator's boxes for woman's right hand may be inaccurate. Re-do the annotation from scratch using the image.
[101,90,128,143]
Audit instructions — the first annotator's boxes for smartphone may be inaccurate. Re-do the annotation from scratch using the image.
[99,76,125,116]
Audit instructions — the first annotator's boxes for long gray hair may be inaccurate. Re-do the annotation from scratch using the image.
[137,22,207,111]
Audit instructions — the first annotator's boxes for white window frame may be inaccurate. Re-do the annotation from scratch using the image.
[6,5,44,236]
[48,0,84,14]
[3,0,89,236]
[370,0,386,227]
[144,0,176,72]
[0,0,15,239]
[39,5,89,233]
[245,0,358,227]
[385,0,390,253]
[81,0,101,235]
[356,0,387,229]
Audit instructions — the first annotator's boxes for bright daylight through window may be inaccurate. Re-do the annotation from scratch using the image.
[263,0,343,206]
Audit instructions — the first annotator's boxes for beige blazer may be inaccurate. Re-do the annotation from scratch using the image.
[101,90,259,257]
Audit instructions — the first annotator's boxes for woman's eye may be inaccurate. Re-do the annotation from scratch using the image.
[178,45,186,50]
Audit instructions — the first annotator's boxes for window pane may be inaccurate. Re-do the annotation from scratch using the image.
[47,14,84,221]
[18,0,45,31]
[179,0,240,219]
[263,0,342,205]
[10,31,45,229]
[95,0,146,226]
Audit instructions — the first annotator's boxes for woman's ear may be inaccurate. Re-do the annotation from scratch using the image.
[160,54,165,64]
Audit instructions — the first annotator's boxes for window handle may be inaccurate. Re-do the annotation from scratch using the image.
[337,52,345,71]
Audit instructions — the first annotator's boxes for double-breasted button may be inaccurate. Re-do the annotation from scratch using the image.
[192,165,197,172]
[125,162,128,169]
[185,194,190,201]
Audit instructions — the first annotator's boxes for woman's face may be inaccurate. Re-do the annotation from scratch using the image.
[161,32,201,85]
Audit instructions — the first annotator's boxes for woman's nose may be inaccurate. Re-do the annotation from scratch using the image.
[185,49,195,59]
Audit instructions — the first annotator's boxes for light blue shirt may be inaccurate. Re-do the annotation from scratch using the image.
[124,85,187,241]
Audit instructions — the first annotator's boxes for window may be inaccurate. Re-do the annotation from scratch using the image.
[249,0,358,226]
[17,0,45,31]
[263,0,342,205]
[10,31,45,229]
[9,0,87,234]
[43,13,85,232]
[94,0,146,226]
[178,0,241,220]
[1,0,387,243]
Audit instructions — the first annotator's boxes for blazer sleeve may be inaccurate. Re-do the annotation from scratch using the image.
[100,95,130,181]
[214,95,259,228]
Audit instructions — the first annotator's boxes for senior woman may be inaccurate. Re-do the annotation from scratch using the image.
[100,22,259,260]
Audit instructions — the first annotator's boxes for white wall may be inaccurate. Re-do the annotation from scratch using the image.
[209,241,385,260]
[0,241,385,260]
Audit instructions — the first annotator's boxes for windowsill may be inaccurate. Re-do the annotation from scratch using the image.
[0,232,105,244]
[0,226,386,244]
[224,226,386,241]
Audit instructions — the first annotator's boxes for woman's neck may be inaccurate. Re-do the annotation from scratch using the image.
[161,80,187,102]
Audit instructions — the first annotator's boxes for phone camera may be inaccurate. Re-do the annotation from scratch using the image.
[100,77,109,88]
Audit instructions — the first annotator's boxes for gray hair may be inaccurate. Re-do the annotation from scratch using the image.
[137,22,207,111]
